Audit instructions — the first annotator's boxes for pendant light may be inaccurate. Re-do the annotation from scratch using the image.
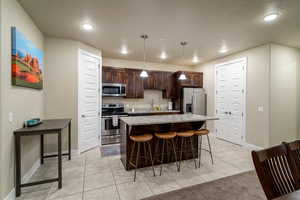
[140,34,149,78]
[178,42,187,80]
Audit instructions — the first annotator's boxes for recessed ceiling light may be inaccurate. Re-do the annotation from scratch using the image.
[82,23,93,31]
[192,56,199,63]
[219,48,228,54]
[160,52,167,59]
[121,47,128,55]
[264,13,279,22]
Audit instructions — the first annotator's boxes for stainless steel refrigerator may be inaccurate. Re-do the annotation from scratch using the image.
[182,88,207,115]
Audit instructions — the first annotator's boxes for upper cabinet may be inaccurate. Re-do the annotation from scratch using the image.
[175,71,203,88]
[143,71,164,90]
[102,67,203,99]
[125,69,144,98]
[102,66,126,84]
[162,72,176,99]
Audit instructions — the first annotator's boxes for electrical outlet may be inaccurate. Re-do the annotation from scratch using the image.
[9,112,14,122]
[258,106,264,112]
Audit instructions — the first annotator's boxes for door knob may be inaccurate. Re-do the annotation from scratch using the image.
[81,114,86,118]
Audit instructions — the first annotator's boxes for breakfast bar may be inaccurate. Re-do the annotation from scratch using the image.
[120,114,218,170]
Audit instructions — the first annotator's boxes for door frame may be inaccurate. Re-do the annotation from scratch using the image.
[78,49,102,153]
[214,57,247,144]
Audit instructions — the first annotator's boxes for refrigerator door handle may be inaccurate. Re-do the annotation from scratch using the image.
[191,95,194,113]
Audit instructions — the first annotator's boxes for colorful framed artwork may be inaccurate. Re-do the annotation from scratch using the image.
[11,27,44,89]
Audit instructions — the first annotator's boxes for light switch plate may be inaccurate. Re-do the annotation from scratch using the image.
[258,106,264,112]
[9,112,14,122]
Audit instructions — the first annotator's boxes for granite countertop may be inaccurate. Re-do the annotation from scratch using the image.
[127,110,180,114]
[120,114,219,126]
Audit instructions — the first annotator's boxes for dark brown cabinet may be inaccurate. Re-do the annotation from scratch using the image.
[175,71,203,88]
[125,69,144,98]
[102,66,126,84]
[162,72,176,99]
[102,66,203,99]
[143,71,164,90]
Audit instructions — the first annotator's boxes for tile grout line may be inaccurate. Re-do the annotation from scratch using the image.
[110,161,122,200]
[82,155,87,200]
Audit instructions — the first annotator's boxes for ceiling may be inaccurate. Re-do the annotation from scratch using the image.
[19,0,300,66]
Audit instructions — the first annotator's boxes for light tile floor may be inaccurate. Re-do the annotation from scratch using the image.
[17,136,255,200]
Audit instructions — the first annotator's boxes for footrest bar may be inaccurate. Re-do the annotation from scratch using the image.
[21,178,59,187]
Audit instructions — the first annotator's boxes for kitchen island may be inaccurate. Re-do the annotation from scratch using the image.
[120,114,218,170]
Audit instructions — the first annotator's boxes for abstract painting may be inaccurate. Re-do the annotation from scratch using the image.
[11,27,43,89]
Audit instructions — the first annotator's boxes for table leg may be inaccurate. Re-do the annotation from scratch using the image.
[68,122,71,160]
[58,131,62,189]
[40,134,44,164]
[15,135,21,197]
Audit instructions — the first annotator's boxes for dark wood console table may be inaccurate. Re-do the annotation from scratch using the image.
[14,119,71,197]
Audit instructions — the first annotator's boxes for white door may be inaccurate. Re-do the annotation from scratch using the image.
[78,50,101,153]
[215,58,246,144]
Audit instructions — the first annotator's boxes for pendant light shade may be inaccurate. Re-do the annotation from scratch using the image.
[178,41,188,81]
[140,34,149,78]
[140,70,148,78]
[178,73,187,80]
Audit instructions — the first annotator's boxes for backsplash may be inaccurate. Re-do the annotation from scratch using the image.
[102,90,171,111]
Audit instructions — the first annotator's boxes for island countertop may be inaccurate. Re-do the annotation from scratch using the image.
[120,114,218,126]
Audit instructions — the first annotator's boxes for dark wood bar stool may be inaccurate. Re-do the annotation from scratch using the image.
[154,132,179,176]
[176,131,197,171]
[129,134,156,182]
[193,129,214,168]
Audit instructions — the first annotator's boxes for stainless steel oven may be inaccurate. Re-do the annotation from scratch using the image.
[102,83,126,97]
[101,104,128,145]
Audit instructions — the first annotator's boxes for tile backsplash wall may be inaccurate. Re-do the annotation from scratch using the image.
[102,90,171,111]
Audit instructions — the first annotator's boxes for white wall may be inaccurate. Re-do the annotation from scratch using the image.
[269,44,300,145]
[44,38,101,153]
[0,0,3,198]
[195,45,271,148]
[195,44,300,148]
[103,58,195,72]
[0,0,44,198]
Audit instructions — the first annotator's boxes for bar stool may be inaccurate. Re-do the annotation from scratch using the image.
[193,129,213,168]
[154,132,179,176]
[129,134,156,182]
[176,131,197,171]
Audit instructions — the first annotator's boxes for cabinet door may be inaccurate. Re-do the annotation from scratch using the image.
[163,72,176,99]
[102,66,125,84]
[153,71,164,90]
[112,69,125,84]
[135,71,144,98]
[102,67,114,83]
[192,73,203,87]
[125,69,136,98]
[143,71,154,89]
[125,69,144,98]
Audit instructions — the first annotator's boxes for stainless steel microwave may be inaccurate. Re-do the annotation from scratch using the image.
[102,83,126,97]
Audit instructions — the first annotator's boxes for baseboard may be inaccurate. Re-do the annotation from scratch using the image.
[44,149,79,156]
[3,188,15,200]
[21,158,41,184]
[3,149,79,200]
[243,142,263,150]
[4,159,41,200]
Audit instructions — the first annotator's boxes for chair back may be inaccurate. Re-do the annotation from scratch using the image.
[285,140,300,172]
[252,144,300,200]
